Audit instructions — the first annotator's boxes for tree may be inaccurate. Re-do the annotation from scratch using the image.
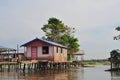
[113,26,120,40]
[109,49,120,68]
[41,17,80,56]
[115,26,120,31]
[41,17,68,43]
[60,34,80,61]
[110,50,119,62]
[60,34,79,54]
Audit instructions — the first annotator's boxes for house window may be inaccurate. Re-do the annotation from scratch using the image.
[42,46,49,54]
[56,47,58,53]
[61,48,62,53]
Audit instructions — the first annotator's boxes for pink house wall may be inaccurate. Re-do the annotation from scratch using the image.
[23,40,67,62]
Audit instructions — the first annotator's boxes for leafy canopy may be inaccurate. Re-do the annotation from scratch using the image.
[60,34,79,54]
[109,49,120,63]
[41,17,80,54]
[41,17,68,43]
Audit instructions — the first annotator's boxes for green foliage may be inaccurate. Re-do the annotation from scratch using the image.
[41,17,80,55]
[115,26,120,31]
[87,62,96,65]
[68,54,75,61]
[60,34,79,54]
[110,49,120,63]
[41,17,68,43]
[84,59,109,66]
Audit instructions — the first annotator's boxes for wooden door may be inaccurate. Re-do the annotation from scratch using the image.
[31,47,37,59]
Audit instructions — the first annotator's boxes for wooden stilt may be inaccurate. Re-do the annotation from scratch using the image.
[23,64,26,71]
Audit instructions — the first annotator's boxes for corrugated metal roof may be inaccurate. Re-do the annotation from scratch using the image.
[73,50,85,55]
[21,38,67,48]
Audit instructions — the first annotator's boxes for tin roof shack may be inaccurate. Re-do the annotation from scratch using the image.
[73,50,85,61]
[72,50,85,67]
[0,46,16,52]
[0,46,16,61]
[21,38,67,62]
[0,52,24,62]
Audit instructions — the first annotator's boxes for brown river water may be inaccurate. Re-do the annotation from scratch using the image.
[0,66,119,80]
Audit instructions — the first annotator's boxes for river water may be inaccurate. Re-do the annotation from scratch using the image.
[0,66,120,80]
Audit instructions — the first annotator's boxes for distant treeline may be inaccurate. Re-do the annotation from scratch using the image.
[84,59,110,66]
[84,59,108,62]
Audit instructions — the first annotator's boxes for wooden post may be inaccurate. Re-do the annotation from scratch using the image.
[110,54,112,70]
[0,64,2,71]
[28,64,31,70]
[8,64,10,72]
[23,64,26,71]
[65,62,67,69]
[50,62,52,70]
[19,62,22,70]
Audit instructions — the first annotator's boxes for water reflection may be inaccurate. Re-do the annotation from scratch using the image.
[21,68,84,80]
[1,66,120,80]
[111,71,120,80]
[0,68,84,80]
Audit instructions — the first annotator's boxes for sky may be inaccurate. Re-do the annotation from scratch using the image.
[0,0,120,60]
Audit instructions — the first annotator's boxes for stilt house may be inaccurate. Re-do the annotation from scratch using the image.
[73,50,84,61]
[21,38,67,62]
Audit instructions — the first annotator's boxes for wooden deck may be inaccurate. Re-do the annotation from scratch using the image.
[0,62,18,65]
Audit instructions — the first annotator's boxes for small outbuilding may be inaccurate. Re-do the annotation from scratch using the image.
[21,38,68,62]
[0,46,16,61]
[0,46,16,52]
[73,50,85,61]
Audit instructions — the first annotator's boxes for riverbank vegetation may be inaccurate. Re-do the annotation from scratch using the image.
[84,59,110,67]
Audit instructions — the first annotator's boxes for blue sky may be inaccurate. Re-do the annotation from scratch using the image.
[0,0,120,59]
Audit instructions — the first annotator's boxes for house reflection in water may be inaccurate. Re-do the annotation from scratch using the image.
[16,68,84,80]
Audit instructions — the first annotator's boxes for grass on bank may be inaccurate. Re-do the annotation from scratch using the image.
[83,59,110,67]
